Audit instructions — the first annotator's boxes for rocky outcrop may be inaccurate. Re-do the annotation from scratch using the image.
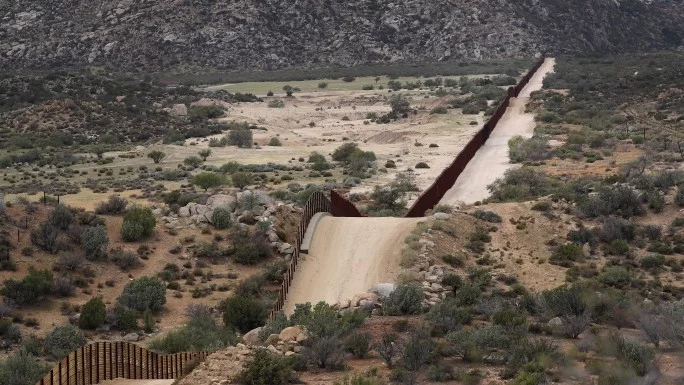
[176,344,253,385]
[1,0,682,72]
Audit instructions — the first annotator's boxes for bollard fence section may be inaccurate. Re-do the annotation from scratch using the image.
[36,342,210,385]
[269,191,332,317]
[404,57,546,217]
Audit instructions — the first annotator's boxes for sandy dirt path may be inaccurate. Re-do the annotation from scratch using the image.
[96,380,174,385]
[439,58,556,205]
[283,216,421,314]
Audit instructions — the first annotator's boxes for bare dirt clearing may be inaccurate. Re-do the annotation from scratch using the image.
[284,216,421,313]
[440,58,556,205]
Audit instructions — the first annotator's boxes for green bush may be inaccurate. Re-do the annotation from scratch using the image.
[110,248,142,271]
[473,209,502,223]
[606,239,629,255]
[0,350,48,385]
[79,297,106,330]
[150,308,236,353]
[120,207,156,242]
[610,332,655,376]
[640,254,665,270]
[222,296,267,333]
[43,324,86,359]
[238,348,293,385]
[49,205,73,231]
[117,276,166,312]
[1,267,53,306]
[81,225,109,261]
[95,195,128,215]
[508,136,549,163]
[447,325,509,363]
[426,298,472,335]
[211,208,232,229]
[231,172,254,189]
[549,244,584,267]
[228,128,253,148]
[676,186,684,206]
[401,329,435,371]
[383,284,423,315]
[192,172,226,191]
[344,331,372,358]
[599,266,633,288]
[454,283,481,307]
[290,302,362,339]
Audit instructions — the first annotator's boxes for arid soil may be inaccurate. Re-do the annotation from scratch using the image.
[440,58,556,205]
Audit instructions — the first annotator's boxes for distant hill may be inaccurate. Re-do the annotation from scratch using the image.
[1,0,682,72]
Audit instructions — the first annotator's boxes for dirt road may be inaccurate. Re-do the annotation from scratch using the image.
[439,58,556,205]
[283,216,421,314]
[97,380,174,385]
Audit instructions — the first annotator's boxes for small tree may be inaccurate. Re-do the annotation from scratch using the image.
[192,172,226,191]
[238,348,293,385]
[222,296,267,333]
[232,172,254,189]
[1,267,53,306]
[117,276,167,312]
[49,205,73,231]
[198,149,212,161]
[183,156,203,168]
[79,297,106,330]
[383,284,423,315]
[211,207,232,229]
[148,151,166,164]
[228,129,253,148]
[81,225,108,261]
[44,324,86,359]
[390,94,411,116]
[120,207,156,242]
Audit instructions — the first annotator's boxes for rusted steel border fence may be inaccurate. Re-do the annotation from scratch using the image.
[330,190,364,217]
[404,57,546,217]
[269,191,332,317]
[36,342,210,385]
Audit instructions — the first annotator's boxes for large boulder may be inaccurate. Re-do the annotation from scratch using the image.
[170,104,188,116]
[369,283,396,298]
[278,326,305,343]
[242,327,262,346]
[206,194,235,210]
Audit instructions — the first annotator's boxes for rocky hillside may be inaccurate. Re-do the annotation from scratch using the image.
[1,0,682,72]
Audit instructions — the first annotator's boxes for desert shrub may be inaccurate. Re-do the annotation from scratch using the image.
[640,254,665,270]
[149,306,236,353]
[454,283,481,307]
[304,335,346,369]
[228,128,253,148]
[183,156,203,167]
[48,205,73,231]
[332,143,360,163]
[606,239,629,255]
[318,82,328,89]
[95,195,128,215]
[598,217,636,243]
[110,306,138,332]
[579,186,643,218]
[232,172,254,189]
[426,298,472,336]
[238,348,293,385]
[233,237,270,265]
[53,276,75,297]
[192,172,226,191]
[117,276,166,312]
[549,244,584,267]
[473,210,502,223]
[508,136,549,163]
[344,331,372,358]
[610,333,655,376]
[446,325,509,363]
[1,267,53,306]
[110,248,142,271]
[290,302,363,339]
[390,94,411,116]
[430,106,447,114]
[263,260,287,283]
[79,297,106,330]
[599,266,633,288]
[415,162,430,169]
[487,167,554,202]
[30,223,59,253]
[383,284,423,315]
[0,350,48,385]
[235,275,265,297]
[222,296,267,333]
[43,324,86,359]
[427,361,456,382]
[120,207,156,242]
[492,304,527,333]
[401,329,435,371]
[211,207,232,229]
[81,225,109,261]
[441,273,463,288]
[375,332,400,368]
[675,186,684,206]
[539,285,590,338]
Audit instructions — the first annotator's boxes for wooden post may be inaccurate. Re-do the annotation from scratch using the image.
[59,362,62,385]
[66,354,70,385]
[96,342,100,383]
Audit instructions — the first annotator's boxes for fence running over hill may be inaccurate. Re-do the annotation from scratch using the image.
[269,191,332,317]
[36,342,210,385]
[404,57,546,217]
